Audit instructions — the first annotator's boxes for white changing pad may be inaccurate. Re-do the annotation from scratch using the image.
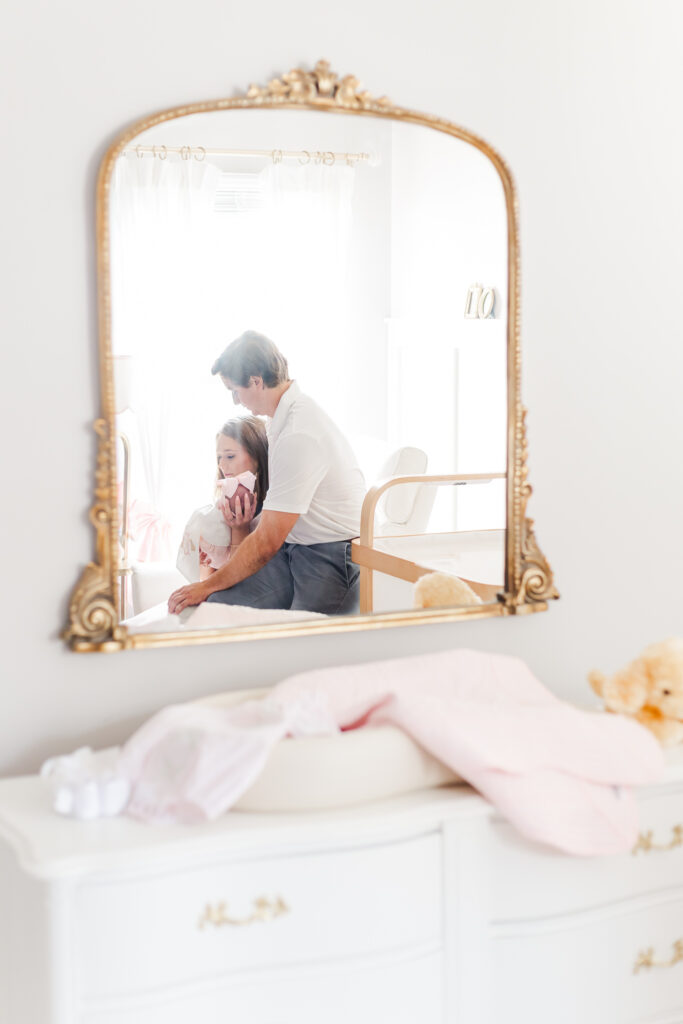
[196,688,461,812]
[123,601,327,634]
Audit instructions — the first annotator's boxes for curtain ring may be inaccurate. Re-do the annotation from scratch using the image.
[193,146,206,162]
[157,144,167,161]
[323,151,335,166]
[298,150,311,166]
[271,149,283,164]
[135,145,144,159]
[180,146,191,161]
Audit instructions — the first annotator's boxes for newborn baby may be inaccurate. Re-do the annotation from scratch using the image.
[177,471,257,581]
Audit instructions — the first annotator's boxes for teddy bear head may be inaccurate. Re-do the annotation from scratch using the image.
[413,572,482,609]
[589,638,683,720]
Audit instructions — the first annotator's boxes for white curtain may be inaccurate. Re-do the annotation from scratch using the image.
[110,154,357,559]
[258,160,356,413]
[111,155,224,560]
[197,159,357,425]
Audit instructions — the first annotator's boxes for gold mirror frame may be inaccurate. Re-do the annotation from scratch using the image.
[63,60,558,653]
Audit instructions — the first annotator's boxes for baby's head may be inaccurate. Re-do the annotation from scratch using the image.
[219,475,257,514]
[216,416,269,504]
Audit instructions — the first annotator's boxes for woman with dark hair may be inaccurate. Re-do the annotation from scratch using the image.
[216,416,269,511]
[176,416,269,583]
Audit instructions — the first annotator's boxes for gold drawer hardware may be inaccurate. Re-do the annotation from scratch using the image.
[633,939,683,974]
[198,896,289,930]
[632,825,683,855]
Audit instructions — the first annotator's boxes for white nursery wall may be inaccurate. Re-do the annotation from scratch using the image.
[1,0,682,774]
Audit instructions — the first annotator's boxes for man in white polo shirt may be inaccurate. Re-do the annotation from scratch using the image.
[168,331,365,615]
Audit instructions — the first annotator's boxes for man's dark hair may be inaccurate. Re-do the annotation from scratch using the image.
[211,331,289,388]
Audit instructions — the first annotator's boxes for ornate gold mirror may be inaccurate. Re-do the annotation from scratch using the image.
[64,61,557,652]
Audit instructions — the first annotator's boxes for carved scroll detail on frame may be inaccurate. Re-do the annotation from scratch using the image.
[518,518,559,604]
[64,60,558,650]
[63,419,121,651]
[247,59,391,110]
[501,408,558,609]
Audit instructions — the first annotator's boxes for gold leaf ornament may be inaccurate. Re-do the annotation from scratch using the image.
[312,60,338,96]
[247,60,390,108]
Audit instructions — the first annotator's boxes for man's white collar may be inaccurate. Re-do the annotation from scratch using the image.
[267,380,299,441]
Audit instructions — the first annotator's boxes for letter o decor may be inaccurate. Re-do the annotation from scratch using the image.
[464,284,496,320]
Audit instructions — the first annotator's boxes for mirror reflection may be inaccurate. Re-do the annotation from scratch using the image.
[110,108,508,634]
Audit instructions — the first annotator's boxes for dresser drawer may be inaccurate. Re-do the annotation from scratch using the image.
[81,949,443,1024]
[486,785,683,920]
[488,890,683,1024]
[75,832,443,998]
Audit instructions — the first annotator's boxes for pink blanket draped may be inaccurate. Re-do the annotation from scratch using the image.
[119,649,664,855]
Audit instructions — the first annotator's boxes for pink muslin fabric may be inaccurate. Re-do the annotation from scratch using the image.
[119,649,664,854]
[120,693,338,824]
[128,499,173,562]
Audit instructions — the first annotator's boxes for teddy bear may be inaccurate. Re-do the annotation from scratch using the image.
[588,638,683,746]
[413,571,482,609]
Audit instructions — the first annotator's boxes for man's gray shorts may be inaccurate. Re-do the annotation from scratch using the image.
[206,540,359,615]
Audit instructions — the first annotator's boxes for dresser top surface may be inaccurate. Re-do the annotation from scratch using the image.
[0,777,490,879]
[1,748,681,880]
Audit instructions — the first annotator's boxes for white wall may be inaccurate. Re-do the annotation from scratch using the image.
[1,0,682,774]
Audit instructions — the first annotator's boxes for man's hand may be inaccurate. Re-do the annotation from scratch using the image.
[168,579,212,614]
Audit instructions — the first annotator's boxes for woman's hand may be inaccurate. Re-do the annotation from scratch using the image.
[220,493,256,550]
[168,580,212,614]
[220,491,257,529]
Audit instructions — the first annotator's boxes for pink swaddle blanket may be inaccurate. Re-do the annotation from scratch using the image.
[118,649,664,855]
[176,471,257,580]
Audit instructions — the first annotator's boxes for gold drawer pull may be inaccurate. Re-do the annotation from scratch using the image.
[632,825,683,855]
[634,939,683,973]
[198,896,289,930]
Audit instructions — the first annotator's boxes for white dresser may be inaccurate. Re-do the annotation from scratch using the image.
[0,752,682,1024]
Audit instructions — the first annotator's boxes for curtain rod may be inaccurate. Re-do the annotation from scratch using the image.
[121,145,373,166]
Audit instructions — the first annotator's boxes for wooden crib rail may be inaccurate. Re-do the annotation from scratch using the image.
[359,473,506,545]
[354,472,506,613]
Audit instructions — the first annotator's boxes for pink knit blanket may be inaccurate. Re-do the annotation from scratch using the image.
[119,648,664,855]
